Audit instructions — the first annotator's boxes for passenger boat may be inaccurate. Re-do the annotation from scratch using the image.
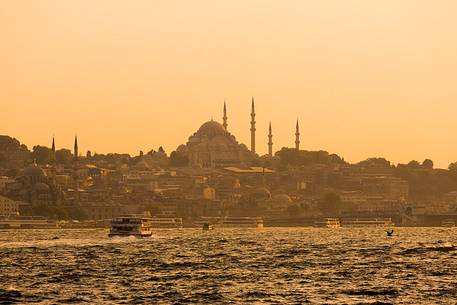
[441,219,456,227]
[314,218,341,228]
[109,215,152,237]
[0,216,58,229]
[219,217,264,228]
[150,217,183,228]
[340,217,394,228]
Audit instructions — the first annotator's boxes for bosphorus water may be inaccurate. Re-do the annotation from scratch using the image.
[0,228,456,304]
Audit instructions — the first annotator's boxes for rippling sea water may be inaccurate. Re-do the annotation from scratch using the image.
[0,228,456,304]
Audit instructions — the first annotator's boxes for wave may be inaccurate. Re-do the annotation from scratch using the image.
[402,242,455,255]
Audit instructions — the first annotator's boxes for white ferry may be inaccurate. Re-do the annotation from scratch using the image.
[0,216,58,229]
[150,217,183,228]
[109,215,153,237]
[441,219,456,227]
[219,217,264,228]
[314,218,341,228]
[341,217,394,228]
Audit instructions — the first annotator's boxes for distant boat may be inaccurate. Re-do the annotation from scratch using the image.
[341,218,394,228]
[202,223,213,231]
[314,218,341,228]
[0,216,58,229]
[441,219,456,227]
[150,217,183,228]
[219,217,264,228]
[108,215,152,238]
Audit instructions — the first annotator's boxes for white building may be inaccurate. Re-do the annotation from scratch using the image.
[0,195,19,216]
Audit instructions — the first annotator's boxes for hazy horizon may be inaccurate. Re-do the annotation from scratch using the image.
[3,1,457,168]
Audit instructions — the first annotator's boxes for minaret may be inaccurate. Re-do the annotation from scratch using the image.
[295,119,300,150]
[73,135,80,204]
[222,101,228,131]
[268,122,273,157]
[51,136,56,163]
[51,136,56,184]
[250,97,256,153]
[74,136,79,161]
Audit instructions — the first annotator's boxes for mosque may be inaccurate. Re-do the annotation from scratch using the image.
[176,98,301,168]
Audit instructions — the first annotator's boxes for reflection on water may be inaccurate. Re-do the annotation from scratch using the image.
[0,228,456,304]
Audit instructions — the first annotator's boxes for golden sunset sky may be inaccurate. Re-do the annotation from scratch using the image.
[2,1,457,167]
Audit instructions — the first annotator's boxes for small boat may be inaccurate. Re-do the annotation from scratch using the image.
[314,218,341,228]
[0,216,58,229]
[441,219,456,227]
[109,215,152,237]
[202,223,213,231]
[150,217,183,228]
[219,217,264,228]
[340,217,394,228]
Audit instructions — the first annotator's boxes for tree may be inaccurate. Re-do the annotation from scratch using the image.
[449,162,457,172]
[422,159,434,169]
[56,149,73,164]
[31,145,52,164]
[169,151,189,167]
[86,150,92,158]
[276,147,346,167]
[407,160,421,168]
[358,158,391,167]
[318,192,342,216]
[158,146,165,154]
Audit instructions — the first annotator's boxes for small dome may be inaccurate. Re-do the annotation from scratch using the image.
[196,121,226,138]
[33,182,51,192]
[250,187,271,200]
[22,164,47,178]
[133,161,151,171]
[272,194,292,204]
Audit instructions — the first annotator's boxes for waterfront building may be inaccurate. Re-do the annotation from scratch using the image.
[0,195,19,216]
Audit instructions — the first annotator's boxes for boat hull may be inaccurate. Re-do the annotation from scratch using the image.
[108,232,152,238]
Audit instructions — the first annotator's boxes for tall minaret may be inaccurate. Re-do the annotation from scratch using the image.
[250,97,256,153]
[295,119,300,150]
[74,136,79,161]
[268,122,273,157]
[73,135,80,204]
[222,101,228,131]
[51,136,56,184]
[51,136,56,163]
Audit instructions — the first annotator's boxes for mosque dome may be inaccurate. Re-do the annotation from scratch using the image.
[33,182,51,192]
[196,121,226,138]
[22,164,47,179]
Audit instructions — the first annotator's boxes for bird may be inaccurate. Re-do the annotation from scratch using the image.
[386,229,394,237]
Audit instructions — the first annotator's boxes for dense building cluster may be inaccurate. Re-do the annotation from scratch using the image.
[1,101,457,226]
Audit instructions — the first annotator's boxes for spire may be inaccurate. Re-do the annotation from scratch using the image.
[268,121,273,157]
[250,97,256,153]
[73,135,80,204]
[74,135,79,161]
[51,136,56,163]
[222,101,228,131]
[295,119,300,150]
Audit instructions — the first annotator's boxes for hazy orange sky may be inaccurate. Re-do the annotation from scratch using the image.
[2,1,457,168]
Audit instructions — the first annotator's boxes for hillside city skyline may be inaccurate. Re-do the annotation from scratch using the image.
[4,97,457,169]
